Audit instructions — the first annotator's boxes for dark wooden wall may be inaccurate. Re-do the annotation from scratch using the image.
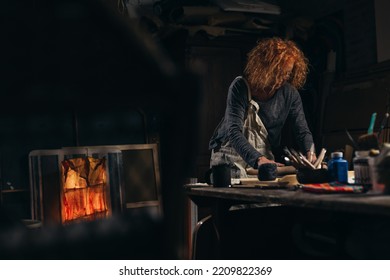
[186,42,251,180]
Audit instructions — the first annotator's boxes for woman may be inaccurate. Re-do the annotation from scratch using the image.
[209,37,316,178]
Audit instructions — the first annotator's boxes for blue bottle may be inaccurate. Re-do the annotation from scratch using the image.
[328,152,348,183]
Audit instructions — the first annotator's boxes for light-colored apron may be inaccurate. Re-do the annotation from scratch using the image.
[210,77,274,178]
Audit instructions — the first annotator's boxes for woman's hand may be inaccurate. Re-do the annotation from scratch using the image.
[257,156,284,167]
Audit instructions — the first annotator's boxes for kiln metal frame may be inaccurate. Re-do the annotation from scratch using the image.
[29,144,162,224]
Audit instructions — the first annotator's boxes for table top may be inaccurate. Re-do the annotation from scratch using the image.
[184,184,390,217]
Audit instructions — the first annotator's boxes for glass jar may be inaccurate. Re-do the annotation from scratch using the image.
[353,150,371,185]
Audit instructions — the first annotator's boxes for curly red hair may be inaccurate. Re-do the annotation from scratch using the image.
[244,37,308,95]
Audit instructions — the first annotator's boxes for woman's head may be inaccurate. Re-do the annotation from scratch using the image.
[244,37,308,93]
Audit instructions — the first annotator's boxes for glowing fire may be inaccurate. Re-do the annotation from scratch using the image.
[61,157,110,223]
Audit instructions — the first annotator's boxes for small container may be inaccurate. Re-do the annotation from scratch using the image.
[296,168,329,184]
[368,156,385,193]
[328,152,348,183]
[353,150,371,185]
[205,164,231,188]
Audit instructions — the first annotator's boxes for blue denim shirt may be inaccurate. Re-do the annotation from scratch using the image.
[209,76,314,168]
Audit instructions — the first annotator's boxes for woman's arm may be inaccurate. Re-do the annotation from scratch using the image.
[225,78,263,168]
[289,90,317,163]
